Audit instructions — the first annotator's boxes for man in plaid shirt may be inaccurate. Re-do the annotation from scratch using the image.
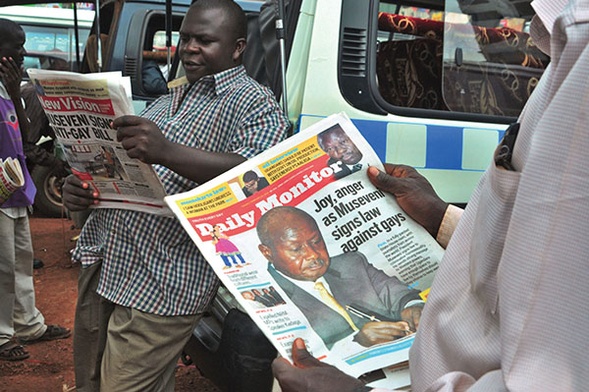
[63,0,289,390]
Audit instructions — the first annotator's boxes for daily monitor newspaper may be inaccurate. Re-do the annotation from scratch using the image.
[27,69,169,215]
[165,113,444,387]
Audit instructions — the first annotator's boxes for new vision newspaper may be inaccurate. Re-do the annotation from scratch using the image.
[27,69,169,215]
[165,113,444,388]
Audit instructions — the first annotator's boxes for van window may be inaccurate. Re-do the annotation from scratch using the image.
[441,0,548,117]
[340,0,547,121]
[135,12,184,98]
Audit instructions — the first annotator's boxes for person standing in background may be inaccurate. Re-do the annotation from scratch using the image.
[0,18,70,363]
[272,0,589,390]
[62,1,289,390]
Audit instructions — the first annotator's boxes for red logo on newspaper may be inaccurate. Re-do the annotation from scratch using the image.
[188,157,339,240]
[39,96,114,115]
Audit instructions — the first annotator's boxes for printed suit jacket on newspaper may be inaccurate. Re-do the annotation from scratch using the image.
[268,251,421,349]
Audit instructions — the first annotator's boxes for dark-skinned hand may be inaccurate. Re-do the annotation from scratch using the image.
[368,164,448,238]
[0,56,23,99]
[272,338,366,392]
[353,320,413,347]
[113,115,173,165]
[62,174,99,211]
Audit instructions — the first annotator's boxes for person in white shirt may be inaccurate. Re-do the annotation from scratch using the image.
[272,0,589,390]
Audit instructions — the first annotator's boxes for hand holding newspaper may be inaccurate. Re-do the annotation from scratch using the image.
[27,69,169,215]
[0,157,25,204]
[165,113,444,389]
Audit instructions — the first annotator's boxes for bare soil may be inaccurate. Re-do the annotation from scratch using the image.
[0,216,221,392]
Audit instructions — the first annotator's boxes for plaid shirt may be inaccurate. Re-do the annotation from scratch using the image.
[72,66,289,315]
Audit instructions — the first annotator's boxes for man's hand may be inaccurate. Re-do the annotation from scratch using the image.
[62,174,99,211]
[401,305,423,332]
[0,56,23,99]
[272,338,366,392]
[114,115,173,165]
[368,164,448,238]
[55,159,70,178]
[353,321,413,347]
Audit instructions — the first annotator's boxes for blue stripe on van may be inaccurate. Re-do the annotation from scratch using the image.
[351,119,388,160]
[300,114,507,172]
[426,125,463,170]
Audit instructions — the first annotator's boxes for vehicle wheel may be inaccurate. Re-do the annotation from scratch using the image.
[31,164,66,217]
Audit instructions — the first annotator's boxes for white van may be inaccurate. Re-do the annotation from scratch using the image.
[0,0,551,389]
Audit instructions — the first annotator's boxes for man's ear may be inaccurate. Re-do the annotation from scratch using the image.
[233,38,247,62]
[258,244,272,262]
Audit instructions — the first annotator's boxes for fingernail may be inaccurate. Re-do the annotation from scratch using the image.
[93,192,99,198]
[368,166,380,176]
[294,338,305,350]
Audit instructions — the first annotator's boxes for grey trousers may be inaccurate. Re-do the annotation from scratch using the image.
[0,211,46,346]
[73,260,202,392]
[73,261,113,392]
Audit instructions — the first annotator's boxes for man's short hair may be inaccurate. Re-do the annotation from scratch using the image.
[257,206,318,248]
[0,18,24,41]
[190,0,247,40]
[243,170,259,183]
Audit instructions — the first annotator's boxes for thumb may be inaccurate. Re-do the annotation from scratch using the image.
[291,338,321,368]
[368,166,402,196]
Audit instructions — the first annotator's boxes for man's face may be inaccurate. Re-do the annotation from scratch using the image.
[321,130,362,165]
[178,7,245,83]
[241,291,255,301]
[260,214,330,282]
[244,179,259,194]
[0,29,26,68]
[50,58,68,71]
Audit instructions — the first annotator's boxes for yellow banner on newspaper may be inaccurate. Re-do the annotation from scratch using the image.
[173,183,237,217]
[36,78,110,99]
[260,138,323,183]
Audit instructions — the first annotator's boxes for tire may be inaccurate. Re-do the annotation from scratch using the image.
[30,164,66,218]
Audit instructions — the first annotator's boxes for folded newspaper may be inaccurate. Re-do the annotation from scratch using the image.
[0,157,25,204]
[165,113,444,388]
[27,69,169,215]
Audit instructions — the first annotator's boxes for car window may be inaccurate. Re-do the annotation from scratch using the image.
[0,4,94,74]
[373,0,547,118]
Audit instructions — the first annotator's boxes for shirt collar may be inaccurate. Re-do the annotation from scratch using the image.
[169,65,247,96]
[211,65,247,95]
[271,265,330,293]
[531,0,570,35]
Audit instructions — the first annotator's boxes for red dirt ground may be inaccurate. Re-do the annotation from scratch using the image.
[0,216,221,392]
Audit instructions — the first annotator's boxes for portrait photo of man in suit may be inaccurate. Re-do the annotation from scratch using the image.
[256,206,423,349]
[317,125,365,180]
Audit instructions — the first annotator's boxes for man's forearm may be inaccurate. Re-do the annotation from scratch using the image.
[160,143,247,184]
